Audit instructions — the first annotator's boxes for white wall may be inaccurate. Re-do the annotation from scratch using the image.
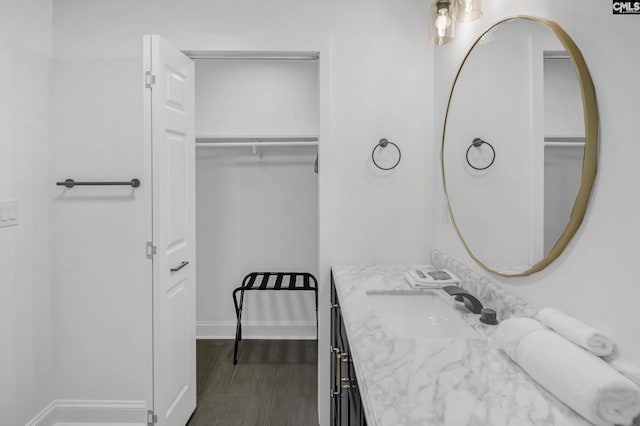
[195,59,319,137]
[434,1,640,363]
[195,59,319,338]
[0,0,53,424]
[51,50,152,402]
[51,1,434,424]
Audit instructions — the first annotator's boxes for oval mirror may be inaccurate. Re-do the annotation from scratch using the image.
[442,16,598,277]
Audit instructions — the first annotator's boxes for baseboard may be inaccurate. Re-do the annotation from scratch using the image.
[26,400,147,426]
[196,320,317,340]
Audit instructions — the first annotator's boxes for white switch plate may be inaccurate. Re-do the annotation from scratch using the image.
[0,200,18,228]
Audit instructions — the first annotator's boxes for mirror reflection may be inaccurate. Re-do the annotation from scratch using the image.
[443,17,595,276]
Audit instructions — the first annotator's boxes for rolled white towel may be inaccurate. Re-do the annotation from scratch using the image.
[495,318,640,426]
[535,307,614,356]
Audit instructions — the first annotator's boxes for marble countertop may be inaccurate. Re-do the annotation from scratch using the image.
[332,264,593,426]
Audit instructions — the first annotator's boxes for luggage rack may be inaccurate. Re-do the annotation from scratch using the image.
[232,271,318,364]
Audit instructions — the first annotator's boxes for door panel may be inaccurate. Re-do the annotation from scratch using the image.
[166,130,187,250]
[166,278,187,415]
[146,34,196,426]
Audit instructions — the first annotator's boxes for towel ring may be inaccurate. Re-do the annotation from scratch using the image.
[372,138,401,170]
[466,138,495,170]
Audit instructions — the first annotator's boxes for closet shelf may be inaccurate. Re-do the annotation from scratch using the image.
[196,135,318,148]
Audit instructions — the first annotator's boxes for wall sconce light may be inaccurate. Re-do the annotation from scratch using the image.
[429,0,482,45]
[429,0,456,45]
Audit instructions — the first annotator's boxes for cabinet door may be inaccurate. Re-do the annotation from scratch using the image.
[338,309,351,424]
[348,387,360,426]
[330,342,338,426]
[349,384,367,426]
[346,351,364,426]
[330,273,341,425]
[331,345,343,426]
[332,272,368,426]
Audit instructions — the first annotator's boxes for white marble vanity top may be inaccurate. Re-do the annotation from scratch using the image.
[332,264,593,426]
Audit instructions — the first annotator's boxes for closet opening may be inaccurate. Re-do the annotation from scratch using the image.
[189,50,320,425]
[542,51,584,256]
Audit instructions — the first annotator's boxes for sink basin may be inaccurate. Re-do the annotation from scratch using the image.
[366,290,479,339]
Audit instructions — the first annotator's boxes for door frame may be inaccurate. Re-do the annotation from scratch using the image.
[143,34,332,425]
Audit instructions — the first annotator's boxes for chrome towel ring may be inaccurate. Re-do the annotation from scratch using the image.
[372,138,401,170]
[466,138,495,170]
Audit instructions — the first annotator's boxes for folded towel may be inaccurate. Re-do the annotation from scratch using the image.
[495,318,640,426]
[403,271,445,289]
[535,307,614,356]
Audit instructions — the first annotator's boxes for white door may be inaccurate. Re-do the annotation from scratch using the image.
[144,34,196,426]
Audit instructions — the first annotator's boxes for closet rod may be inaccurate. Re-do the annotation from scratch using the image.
[184,51,319,61]
[189,56,318,61]
[196,141,318,148]
[544,50,570,60]
[544,136,585,148]
[544,142,585,148]
[196,136,318,142]
[544,136,585,143]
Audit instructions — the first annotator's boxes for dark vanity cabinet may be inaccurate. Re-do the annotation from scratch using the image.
[331,273,368,426]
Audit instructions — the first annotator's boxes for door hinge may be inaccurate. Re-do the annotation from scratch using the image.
[145,71,156,88]
[146,241,157,258]
[147,409,157,425]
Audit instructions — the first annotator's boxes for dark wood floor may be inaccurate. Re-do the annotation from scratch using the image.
[187,339,318,426]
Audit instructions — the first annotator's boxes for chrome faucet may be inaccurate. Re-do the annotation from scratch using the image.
[442,285,484,314]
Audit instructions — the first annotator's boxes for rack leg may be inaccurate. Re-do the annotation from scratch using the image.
[232,289,245,365]
[238,290,245,341]
[314,289,319,340]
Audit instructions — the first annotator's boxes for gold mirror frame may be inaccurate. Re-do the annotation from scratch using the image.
[442,16,598,277]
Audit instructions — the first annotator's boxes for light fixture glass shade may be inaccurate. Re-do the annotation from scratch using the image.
[429,0,455,45]
[455,0,482,22]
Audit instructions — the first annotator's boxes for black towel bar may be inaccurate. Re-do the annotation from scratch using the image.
[56,178,141,188]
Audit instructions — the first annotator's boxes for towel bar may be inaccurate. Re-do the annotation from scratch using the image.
[56,178,141,188]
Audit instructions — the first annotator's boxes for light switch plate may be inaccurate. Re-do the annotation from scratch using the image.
[0,200,18,228]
